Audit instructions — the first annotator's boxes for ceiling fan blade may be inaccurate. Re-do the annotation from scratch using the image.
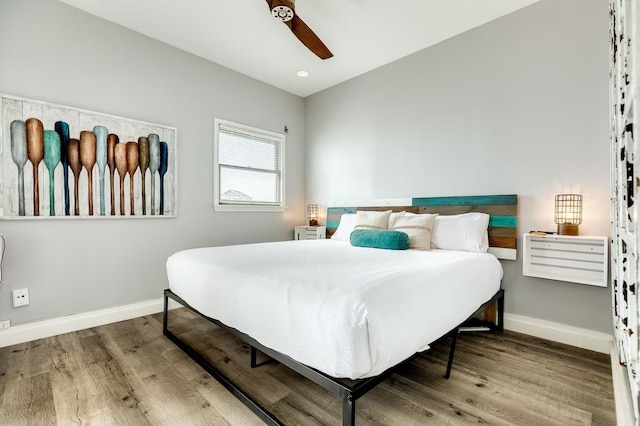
[265,0,333,60]
[286,15,333,60]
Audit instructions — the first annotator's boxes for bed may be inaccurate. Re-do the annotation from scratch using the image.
[163,194,517,425]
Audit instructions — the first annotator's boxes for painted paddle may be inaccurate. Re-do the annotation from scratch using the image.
[54,121,70,215]
[93,126,108,216]
[138,136,150,215]
[79,131,97,216]
[43,130,61,216]
[107,134,119,215]
[148,134,160,216]
[114,143,128,216]
[10,120,27,216]
[126,142,139,215]
[67,138,81,215]
[159,141,168,215]
[26,118,44,216]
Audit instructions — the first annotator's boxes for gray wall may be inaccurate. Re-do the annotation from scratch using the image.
[0,0,306,325]
[305,0,612,333]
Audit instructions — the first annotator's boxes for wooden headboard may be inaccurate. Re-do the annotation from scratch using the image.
[326,194,518,260]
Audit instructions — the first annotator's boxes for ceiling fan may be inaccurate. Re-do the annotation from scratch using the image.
[266,0,333,60]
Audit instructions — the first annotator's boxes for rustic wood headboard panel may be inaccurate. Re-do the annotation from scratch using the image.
[326,194,518,260]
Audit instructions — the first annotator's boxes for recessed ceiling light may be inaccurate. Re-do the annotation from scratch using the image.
[297,70,309,77]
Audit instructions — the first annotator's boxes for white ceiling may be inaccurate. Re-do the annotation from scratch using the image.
[57,0,541,98]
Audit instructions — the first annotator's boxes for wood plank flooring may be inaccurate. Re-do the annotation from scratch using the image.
[0,308,615,425]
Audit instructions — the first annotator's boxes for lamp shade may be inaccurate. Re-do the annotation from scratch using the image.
[554,194,582,235]
[307,203,319,226]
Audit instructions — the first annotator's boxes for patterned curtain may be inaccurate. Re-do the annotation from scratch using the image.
[611,0,639,423]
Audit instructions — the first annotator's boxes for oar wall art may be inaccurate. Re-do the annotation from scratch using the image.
[0,93,176,219]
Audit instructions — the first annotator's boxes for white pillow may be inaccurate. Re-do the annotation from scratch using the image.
[392,214,438,250]
[331,213,357,242]
[354,210,392,230]
[430,213,490,252]
[388,211,406,228]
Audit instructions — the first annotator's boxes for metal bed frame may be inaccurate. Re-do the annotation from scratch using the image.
[163,288,504,426]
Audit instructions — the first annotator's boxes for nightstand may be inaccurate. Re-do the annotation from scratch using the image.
[522,233,608,287]
[294,226,326,240]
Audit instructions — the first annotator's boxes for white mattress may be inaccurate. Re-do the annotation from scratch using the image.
[166,239,503,379]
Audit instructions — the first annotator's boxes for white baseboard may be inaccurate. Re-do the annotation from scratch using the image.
[504,313,613,354]
[0,303,614,354]
[0,297,181,348]
[610,342,635,426]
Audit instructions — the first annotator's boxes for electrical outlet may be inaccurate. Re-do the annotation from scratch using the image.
[12,288,29,307]
[0,320,9,329]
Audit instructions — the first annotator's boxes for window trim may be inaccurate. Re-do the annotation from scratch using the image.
[213,118,286,212]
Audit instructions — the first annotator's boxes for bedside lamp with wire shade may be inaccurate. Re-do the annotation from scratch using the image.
[306,203,319,226]
[555,194,582,235]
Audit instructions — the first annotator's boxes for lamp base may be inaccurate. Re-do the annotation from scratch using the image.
[309,219,318,226]
[558,224,579,236]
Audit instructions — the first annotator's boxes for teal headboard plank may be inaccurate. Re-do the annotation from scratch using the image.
[412,194,517,206]
[488,215,517,228]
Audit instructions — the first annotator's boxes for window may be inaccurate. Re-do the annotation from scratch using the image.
[213,118,285,211]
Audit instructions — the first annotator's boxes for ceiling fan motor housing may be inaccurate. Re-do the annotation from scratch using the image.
[271,0,294,22]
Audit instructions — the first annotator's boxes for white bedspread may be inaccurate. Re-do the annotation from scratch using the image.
[166,239,503,379]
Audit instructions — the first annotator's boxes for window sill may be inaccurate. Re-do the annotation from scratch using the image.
[212,204,286,213]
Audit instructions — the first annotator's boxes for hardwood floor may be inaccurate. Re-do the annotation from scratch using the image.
[0,308,615,425]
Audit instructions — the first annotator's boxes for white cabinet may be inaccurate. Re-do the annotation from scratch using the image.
[522,233,608,287]
[295,226,326,240]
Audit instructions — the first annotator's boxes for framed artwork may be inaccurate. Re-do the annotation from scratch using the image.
[0,94,176,219]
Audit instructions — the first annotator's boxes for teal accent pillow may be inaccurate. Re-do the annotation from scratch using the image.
[350,229,410,250]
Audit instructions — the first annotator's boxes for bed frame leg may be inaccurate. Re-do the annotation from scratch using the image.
[251,346,258,368]
[343,393,355,426]
[444,327,459,379]
[497,291,505,332]
[163,292,169,334]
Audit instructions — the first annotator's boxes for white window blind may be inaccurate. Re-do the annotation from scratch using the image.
[214,118,285,211]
